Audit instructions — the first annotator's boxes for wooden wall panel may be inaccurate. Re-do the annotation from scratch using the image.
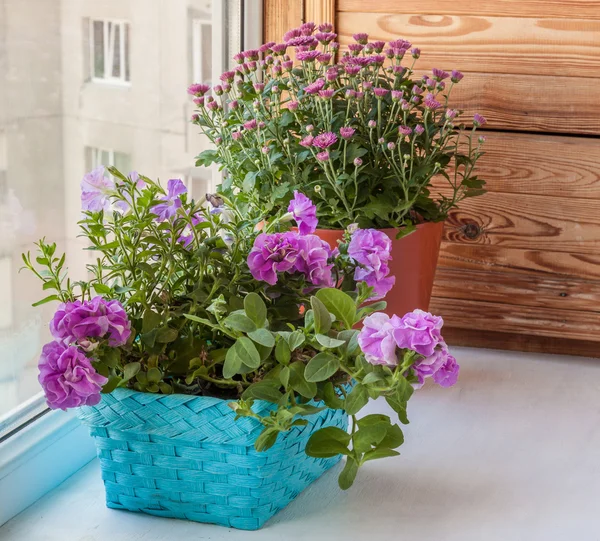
[338,0,600,20]
[263,0,303,43]
[431,133,600,198]
[337,13,600,77]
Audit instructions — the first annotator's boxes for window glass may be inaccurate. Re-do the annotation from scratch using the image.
[0,0,241,424]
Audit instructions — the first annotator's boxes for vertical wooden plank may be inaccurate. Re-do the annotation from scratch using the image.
[304,0,336,28]
[263,0,303,43]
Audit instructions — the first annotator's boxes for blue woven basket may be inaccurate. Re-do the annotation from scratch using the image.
[77,388,347,530]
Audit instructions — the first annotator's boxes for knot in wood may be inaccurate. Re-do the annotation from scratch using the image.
[463,223,481,239]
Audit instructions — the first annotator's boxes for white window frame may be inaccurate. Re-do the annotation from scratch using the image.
[0,3,263,526]
[89,147,116,169]
[192,18,212,85]
[89,18,130,86]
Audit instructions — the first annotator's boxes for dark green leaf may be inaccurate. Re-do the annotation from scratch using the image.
[279,365,290,388]
[242,381,283,403]
[236,336,261,369]
[254,428,279,451]
[362,448,400,462]
[92,283,112,295]
[32,294,60,307]
[345,383,369,415]
[223,313,256,333]
[101,376,121,394]
[338,458,359,490]
[275,338,291,365]
[147,367,162,383]
[289,361,317,399]
[316,288,356,329]
[248,328,275,348]
[304,352,340,383]
[315,334,346,349]
[322,382,344,410]
[311,296,332,334]
[305,426,351,458]
[223,346,242,379]
[156,327,178,343]
[288,330,305,351]
[123,362,140,381]
[142,309,162,333]
[244,292,267,327]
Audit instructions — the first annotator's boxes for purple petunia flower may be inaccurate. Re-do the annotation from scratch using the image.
[38,342,108,410]
[473,114,487,127]
[432,353,460,387]
[340,127,355,139]
[313,132,338,149]
[177,213,206,248]
[358,312,403,366]
[348,229,395,299]
[247,232,301,285]
[151,178,187,221]
[50,296,131,348]
[81,166,115,212]
[392,309,444,358]
[288,191,318,235]
[303,78,326,95]
[294,234,334,287]
[412,343,450,388]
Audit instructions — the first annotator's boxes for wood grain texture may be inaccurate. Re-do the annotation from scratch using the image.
[433,267,600,311]
[305,0,336,27]
[338,13,600,77]
[443,327,600,358]
[338,0,600,20]
[441,192,600,255]
[430,297,600,341]
[263,0,303,43]
[438,243,600,281]
[436,73,600,135]
[432,132,600,198]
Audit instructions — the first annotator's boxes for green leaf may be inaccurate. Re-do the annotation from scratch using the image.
[248,328,275,348]
[345,383,369,415]
[147,367,162,383]
[242,381,283,403]
[103,348,121,368]
[379,423,404,449]
[396,375,415,403]
[353,423,388,453]
[223,313,257,333]
[305,426,351,458]
[304,352,340,383]
[123,362,141,381]
[361,372,385,386]
[236,336,261,369]
[315,334,346,349]
[254,428,279,452]
[338,329,360,355]
[385,394,410,424]
[155,327,178,343]
[338,458,359,490]
[358,300,387,319]
[223,346,242,379]
[142,309,162,333]
[311,296,332,334]
[32,294,60,307]
[195,149,219,167]
[362,448,400,462]
[101,375,121,394]
[92,283,112,295]
[316,288,356,329]
[322,382,344,409]
[288,330,305,351]
[279,365,290,388]
[244,292,267,327]
[289,361,317,399]
[275,338,291,365]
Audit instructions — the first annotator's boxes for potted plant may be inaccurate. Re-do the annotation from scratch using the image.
[190,22,487,315]
[25,168,459,530]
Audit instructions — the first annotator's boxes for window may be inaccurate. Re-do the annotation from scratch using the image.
[89,19,130,84]
[192,18,213,85]
[87,147,132,174]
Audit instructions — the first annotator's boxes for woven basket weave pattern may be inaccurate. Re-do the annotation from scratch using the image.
[78,389,347,530]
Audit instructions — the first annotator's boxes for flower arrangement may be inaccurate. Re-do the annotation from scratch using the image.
[190,22,486,230]
[25,166,458,489]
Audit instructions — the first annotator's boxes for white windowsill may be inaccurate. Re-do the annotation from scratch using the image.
[89,78,132,88]
[1,347,599,540]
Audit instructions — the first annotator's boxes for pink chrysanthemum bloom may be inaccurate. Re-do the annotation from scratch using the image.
[348,43,364,54]
[451,70,464,83]
[316,151,330,162]
[473,114,487,127]
[340,127,355,139]
[353,32,369,44]
[414,124,425,135]
[303,78,325,95]
[432,68,450,81]
[315,32,337,44]
[187,83,210,96]
[318,23,333,32]
[398,125,412,136]
[297,50,321,62]
[313,132,338,149]
[391,90,404,101]
[243,119,258,130]
[299,135,314,148]
[424,94,442,110]
[373,87,389,98]
[318,89,335,99]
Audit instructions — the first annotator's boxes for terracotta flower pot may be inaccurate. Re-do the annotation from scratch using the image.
[316,221,445,317]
